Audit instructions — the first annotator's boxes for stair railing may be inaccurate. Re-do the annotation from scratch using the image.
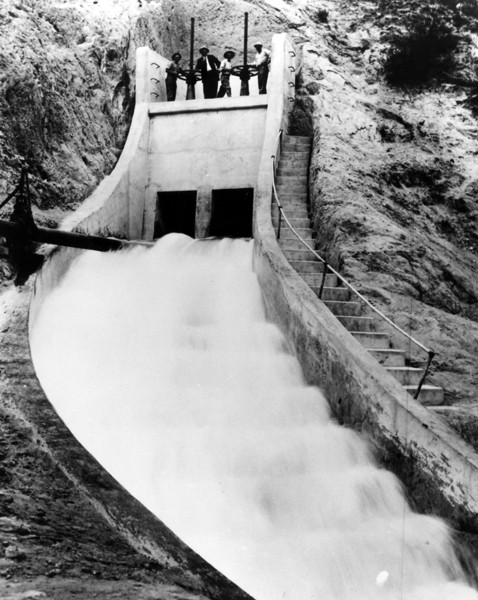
[270,134,435,401]
[271,129,284,240]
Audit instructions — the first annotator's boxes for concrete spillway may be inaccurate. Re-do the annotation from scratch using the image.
[20,31,478,600]
[30,234,477,600]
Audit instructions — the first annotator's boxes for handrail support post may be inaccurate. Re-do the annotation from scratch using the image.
[318,261,328,300]
[414,350,436,400]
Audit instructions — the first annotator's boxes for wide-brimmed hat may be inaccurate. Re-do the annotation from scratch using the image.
[171,52,181,60]
[253,41,263,47]
[199,45,209,53]
[224,50,236,59]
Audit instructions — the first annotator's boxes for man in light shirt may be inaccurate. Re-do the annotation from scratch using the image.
[253,41,271,95]
[217,50,235,98]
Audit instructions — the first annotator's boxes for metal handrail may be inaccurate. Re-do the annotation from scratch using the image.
[271,129,284,239]
[270,133,435,399]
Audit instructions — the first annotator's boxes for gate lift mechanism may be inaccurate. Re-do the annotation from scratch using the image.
[177,14,258,99]
[230,13,258,96]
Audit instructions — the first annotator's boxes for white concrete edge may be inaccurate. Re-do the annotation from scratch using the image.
[253,36,478,516]
[149,95,268,115]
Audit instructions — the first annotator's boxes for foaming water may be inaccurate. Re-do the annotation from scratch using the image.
[31,234,477,600]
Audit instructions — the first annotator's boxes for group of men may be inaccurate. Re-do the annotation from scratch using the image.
[165,42,271,101]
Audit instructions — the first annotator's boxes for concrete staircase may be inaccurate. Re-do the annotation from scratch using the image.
[272,134,444,406]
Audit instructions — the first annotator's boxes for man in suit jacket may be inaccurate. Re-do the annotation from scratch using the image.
[195,46,221,99]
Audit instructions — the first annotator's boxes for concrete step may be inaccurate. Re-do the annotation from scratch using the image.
[324,300,361,316]
[386,367,424,386]
[370,348,406,367]
[282,143,312,153]
[273,216,310,229]
[405,385,444,406]
[278,227,313,241]
[279,153,310,166]
[276,187,308,197]
[284,248,319,262]
[284,134,312,145]
[277,200,309,214]
[279,158,310,170]
[299,272,338,287]
[351,331,391,349]
[281,149,310,158]
[276,184,308,195]
[279,238,314,251]
[314,286,350,302]
[272,204,309,219]
[277,165,308,176]
[277,230,314,243]
[283,137,312,150]
[276,192,308,203]
[337,315,374,332]
[276,175,308,185]
[289,259,324,273]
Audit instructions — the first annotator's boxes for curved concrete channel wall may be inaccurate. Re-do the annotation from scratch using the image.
[22,31,478,590]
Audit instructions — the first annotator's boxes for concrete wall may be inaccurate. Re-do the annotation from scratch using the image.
[60,47,165,241]
[144,97,267,239]
[252,38,478,540]
[59,43,272,242]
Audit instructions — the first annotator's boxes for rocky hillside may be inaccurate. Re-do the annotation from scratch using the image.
[1,0,478,596]
[296,0,478,430]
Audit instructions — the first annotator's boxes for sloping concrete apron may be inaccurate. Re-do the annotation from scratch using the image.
[3,33,477,593]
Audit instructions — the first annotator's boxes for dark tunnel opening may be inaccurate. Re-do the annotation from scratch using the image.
[209,188,253,238]
[154,191,197,238]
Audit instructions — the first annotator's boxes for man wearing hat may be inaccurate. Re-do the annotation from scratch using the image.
[217,50,235,98]
[195,46,221,99]
[253,41,271,95]
[165,52,183,101]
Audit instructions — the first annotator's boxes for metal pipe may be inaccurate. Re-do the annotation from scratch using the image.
[186,17,196,100]
[0,220,134,252]
[240,12,250,96]
[243,12,248,69]
[190,17,194,73]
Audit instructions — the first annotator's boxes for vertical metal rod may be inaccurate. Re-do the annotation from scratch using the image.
[277,208,282,240]
[186,17,196,100]
[240,12,250,96]
[189,17,194,72]
[318,261,328,299]
[243,12,248,66]
[414,350,435,400]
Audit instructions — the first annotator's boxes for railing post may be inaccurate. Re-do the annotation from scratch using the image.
[414,350,436,400]
[277,208,282,240]
[318,260,328,299]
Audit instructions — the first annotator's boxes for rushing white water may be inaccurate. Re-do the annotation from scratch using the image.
[30,234,477,600]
